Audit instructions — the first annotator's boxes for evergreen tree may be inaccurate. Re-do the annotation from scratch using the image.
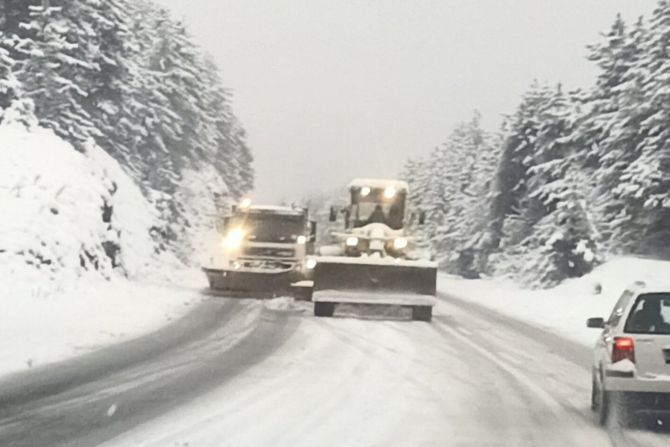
[403,112,500,277]
[612,1,670,255]
[14,1,99,143]
[0,0,255,264]
[522,86,600,284]
[487,81,554,250]
[576,15,651,252]
[0,32,20,112]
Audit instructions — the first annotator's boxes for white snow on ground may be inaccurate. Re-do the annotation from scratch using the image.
[0,273,203,377]
[0,115,202,378]
[264,297,305,312]
[438,257,670,346]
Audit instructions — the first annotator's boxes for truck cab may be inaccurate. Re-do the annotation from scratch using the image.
[204,201,316,295]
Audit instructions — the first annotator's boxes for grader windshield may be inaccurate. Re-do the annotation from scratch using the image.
[348,182,407,230]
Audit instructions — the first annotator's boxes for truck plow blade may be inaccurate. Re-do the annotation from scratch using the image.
[202,267,296,298]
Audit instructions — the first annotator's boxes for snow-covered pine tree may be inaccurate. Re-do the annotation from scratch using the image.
[201,57,254,199]
[487,81,554,254]
[520,85,600,285]
[608,1,670,256]
[14,1,99,144]
[402,112,500,277]
[2,0,255,265]
[0,32,20,112]
[431,113,494,274]
[401,155,436,257]
[59,0,139,164]
[574,14,651,253]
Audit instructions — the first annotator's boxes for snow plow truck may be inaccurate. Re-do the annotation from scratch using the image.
[203,199,317,297]
[310,179,437,321]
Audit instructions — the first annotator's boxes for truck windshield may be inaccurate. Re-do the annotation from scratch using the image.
[230,213,305,243]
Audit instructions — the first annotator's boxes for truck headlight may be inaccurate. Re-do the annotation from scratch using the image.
[297,235,307,245]
[239,197,252,209]
[223,227,245,249]
[305,258,317,270]
[393,238,408,250]
[345,236,359,247]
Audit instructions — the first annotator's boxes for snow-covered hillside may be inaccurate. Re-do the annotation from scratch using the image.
[0,0,256,379]
[0,112,202,378]
[439,257,670,346]
[0,113,161,286]
[1,0,253,263]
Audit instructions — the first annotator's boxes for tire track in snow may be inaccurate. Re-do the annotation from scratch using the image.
[0,298,297,447]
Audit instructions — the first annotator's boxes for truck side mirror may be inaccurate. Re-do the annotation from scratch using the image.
[309,221,317,242]
[419,211,426,225]
[329,207,337,222]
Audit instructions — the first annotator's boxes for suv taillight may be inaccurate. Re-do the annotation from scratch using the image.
[612,337,635,363]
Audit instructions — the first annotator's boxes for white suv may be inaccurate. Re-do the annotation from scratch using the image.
[587,282,670,425]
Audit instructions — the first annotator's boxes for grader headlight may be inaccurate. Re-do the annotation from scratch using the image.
[393,237,408,250]
[305,258,318,270]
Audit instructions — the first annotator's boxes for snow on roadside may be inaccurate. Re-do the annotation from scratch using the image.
[0,273,204,377]
[264,297,301,312]
[0,113,162,287]
[0,113,203,378]
[439,257,670,347]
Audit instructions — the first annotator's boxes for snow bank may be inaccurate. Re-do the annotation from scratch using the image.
[0,116,200,378]
[264,297,306,312]
[0,274,203,377]
[0,118,159,290]
[439,257,670,346]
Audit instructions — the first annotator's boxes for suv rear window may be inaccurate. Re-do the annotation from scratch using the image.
[624,293,670,335]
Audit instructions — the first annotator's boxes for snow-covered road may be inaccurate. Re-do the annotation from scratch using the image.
[1,292,668,447]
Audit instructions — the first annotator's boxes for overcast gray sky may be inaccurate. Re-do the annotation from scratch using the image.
[155,0,656,203]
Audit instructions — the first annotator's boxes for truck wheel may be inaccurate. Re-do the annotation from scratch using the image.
[314,302,335,317]
[412,306,432,322]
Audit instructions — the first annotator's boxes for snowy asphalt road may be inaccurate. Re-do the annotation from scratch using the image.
[1,292,669,447]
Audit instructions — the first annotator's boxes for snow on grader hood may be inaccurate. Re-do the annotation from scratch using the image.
[311,178,437,321]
